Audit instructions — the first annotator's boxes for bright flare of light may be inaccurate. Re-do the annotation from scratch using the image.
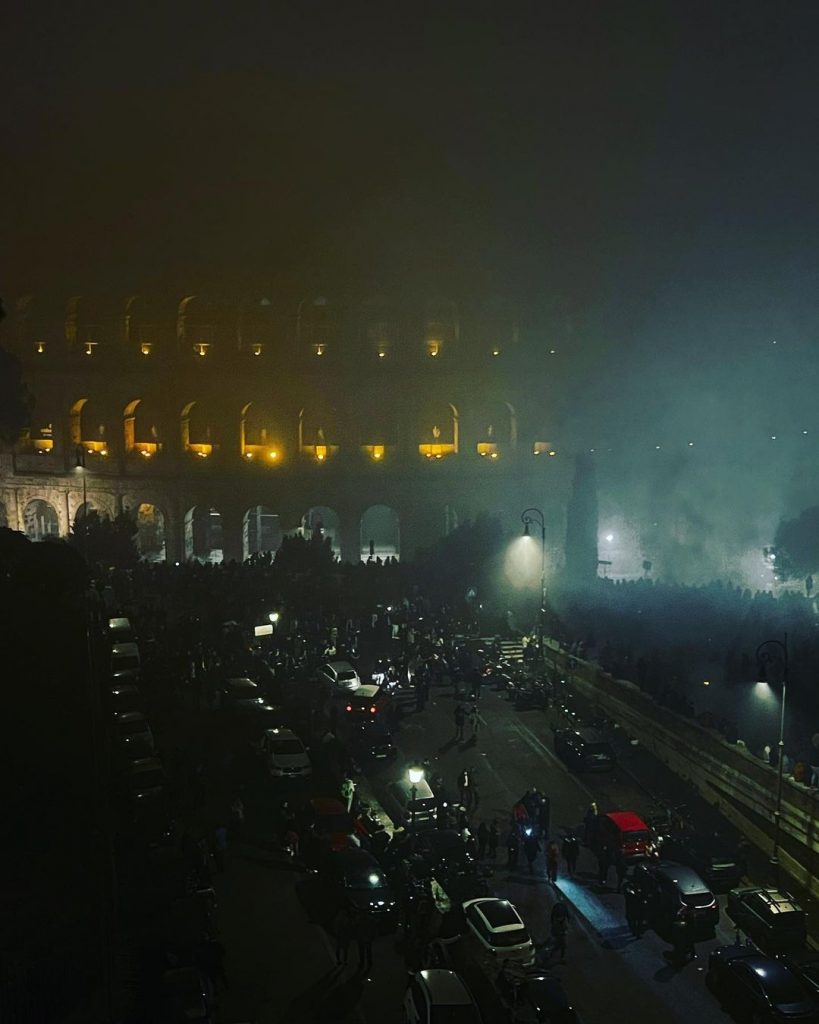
[368,873,381,886]
[408,765,425,785]
[268,612,279,623]
[504,536,543,590]
[605,533,614,543]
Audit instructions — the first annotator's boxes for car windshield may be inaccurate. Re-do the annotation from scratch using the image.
[271,739,304,756]
[430,1006,482,1023]
[338,671,357,681]
[491,928,529,948]
[624,830,652,844]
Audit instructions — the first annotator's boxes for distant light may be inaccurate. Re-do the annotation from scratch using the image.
[378,349,386,358]
[605,533,614,543]
[549,349,556,354]
[803,430,809,435]
[245,451,254,460]
[492,348,500,357]
[408,764,425,785]
[703,680,710,687]
[589,448,595,453]
[268,450,278,460]
[268,612,280,623]
[175,561,180,566]
[771,436,776,440]
[252,344,263,356]
[368,873,380,886]
[655,445,661,450]
[769,553,776,562]
[688,441,694,447]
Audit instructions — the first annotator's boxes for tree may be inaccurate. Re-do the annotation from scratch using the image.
[68,510,140,568]
[0,299,33,446]
[769,506,819,581]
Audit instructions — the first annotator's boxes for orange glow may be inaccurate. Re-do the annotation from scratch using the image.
[252,344,263,356]
[140,343,152,356]
[35,342,46,354]
[195,343,209,357]
[315,344,326,357]
[477,442,499,459]
[316,445,327,461]
[268,449,278,460]
[427,340,440,357]
[84,342,97,356]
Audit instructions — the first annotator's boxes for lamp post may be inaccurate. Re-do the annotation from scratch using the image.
[755,635,788,879]
[408,762,425,841]
[521,508,547,657]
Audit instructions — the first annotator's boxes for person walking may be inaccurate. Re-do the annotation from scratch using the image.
[469,704,480,742]
[477,821,489,860]
[550,901,569,962]
[524,831,541,874]
[333,905,354,966]
[546,841,559,883]
[562,833,579,877]
[614,848,628,893]
[488,820,499,861]
[506,827,520,870]
[340,776,356,814]
[356,909,378,974]
[597,845,611,887]
[538,796,551,841]
[457,768,471,808]
[454,704,466,741]
[583,802,599,847]
[623,880,645,937]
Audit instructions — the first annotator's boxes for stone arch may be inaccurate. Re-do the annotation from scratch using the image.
[360,505,400,562]
[124,398,162,458]
[418,401,459,459]
[242,505,282,560]
[70,397,110,457]
[181,401,215,458]
[474,400,517,459]
[184,505,224,563]
[135,503,166,562]
[240,402,285,462]
[302,506,341,559]
[23,498,60,541]
[298,403,339,461]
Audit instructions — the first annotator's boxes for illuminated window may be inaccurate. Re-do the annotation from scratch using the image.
[140,343,152,356]
[194,343,210,357]
[315,445,327,462]
[363,444,385,461]
[35,342,46,355]
[84,342,97,356]
[427,340,440,358]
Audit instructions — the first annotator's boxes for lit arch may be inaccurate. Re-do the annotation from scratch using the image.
[181,401,214,458]
[240,402,284,463]
[124,399,161,457]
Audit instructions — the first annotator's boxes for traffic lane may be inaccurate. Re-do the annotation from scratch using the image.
[386,689,731,1024]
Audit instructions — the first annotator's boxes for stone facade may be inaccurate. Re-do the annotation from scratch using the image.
[1,295,570,561]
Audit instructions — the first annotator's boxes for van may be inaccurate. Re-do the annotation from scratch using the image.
[600,811,654,862]
[111,641,141,682]
[554,727,615,772]
[385,777,437,831]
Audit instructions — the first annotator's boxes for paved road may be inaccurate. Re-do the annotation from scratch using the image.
[204,670,742,1024]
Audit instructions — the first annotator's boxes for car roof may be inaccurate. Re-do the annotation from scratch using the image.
[349,684,382,699]
[108,617,131,629]
[264,727,300,742]
[464,898,524,932]
[418,969,473,1004]
[607,811,649,832]
[654,861,710,892]
[327,661,356,672]
[112,642,140,657]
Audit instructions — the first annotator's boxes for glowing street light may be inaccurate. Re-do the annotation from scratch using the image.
[268,611,280,624]
[521,508,547,657]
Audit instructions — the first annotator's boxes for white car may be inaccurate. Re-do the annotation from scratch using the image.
[261,728,312,779]
[404,969,482,1024]
[462,898,535,968]
[317,660,361,692]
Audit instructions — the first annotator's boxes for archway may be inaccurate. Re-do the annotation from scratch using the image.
[70,398,110,457]
[360,505,400,562]
[184,506,224,563]
[243,506,282,560]
[181,401,215,458]
[124,398,162,458]
[0,500,8,529]
[240,402,285,463]
[74,500,97,524]
[298,404,339,462]
[302,506,341,559]
[23,499,60,541]
[135,503,166,562]
[417,401,459,459]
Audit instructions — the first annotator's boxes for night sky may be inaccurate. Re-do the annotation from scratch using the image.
[4,0,819,580]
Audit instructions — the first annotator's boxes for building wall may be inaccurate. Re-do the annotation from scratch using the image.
[2,295,569,560]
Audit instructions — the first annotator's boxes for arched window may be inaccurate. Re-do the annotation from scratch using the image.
[184,506,223,563]
[299,404,339,462]
[135,503,166,562]
[240,403,285,463]
[418,402,459,459]
[181,401,215,459]
[124,399,162,458]
[70,398,110,457]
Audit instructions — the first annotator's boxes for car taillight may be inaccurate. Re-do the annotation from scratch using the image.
[346,705,352,712]
[370,706,377,714]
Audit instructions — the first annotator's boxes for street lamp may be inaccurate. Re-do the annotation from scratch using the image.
[755,635,788,878]
[407,762,425,839]
[521,508,547,656]
[268,611,280,624]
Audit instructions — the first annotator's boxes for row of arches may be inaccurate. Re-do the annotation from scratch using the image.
[27,398,534,462]
[14,498,401,564]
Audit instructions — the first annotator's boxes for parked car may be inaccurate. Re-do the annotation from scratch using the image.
[128,757,167,802]
[116,711,155,756]
[727,887,807,953]
[320,848,398,926]
[108,616,136,642]
[496,965,578,1023]
[658,830,746,892]
[111,641,141,682]
[631,860,719,936]
[110,683,143,716]
[404,969,482,1024]
[309,797,356,852]
[462,897,535,968]
[599,811,655,862]
[412,829,476,879]
[261,727,312,779]
[383,777,438,831]
[317,660,361,692]
[341,683,394,723]
[218,677,266,713]
[161,966,214,1023]
[778,952,819,1002]
[340,718,396,762]
[706,945,819,1024]
[553,727,615,772]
